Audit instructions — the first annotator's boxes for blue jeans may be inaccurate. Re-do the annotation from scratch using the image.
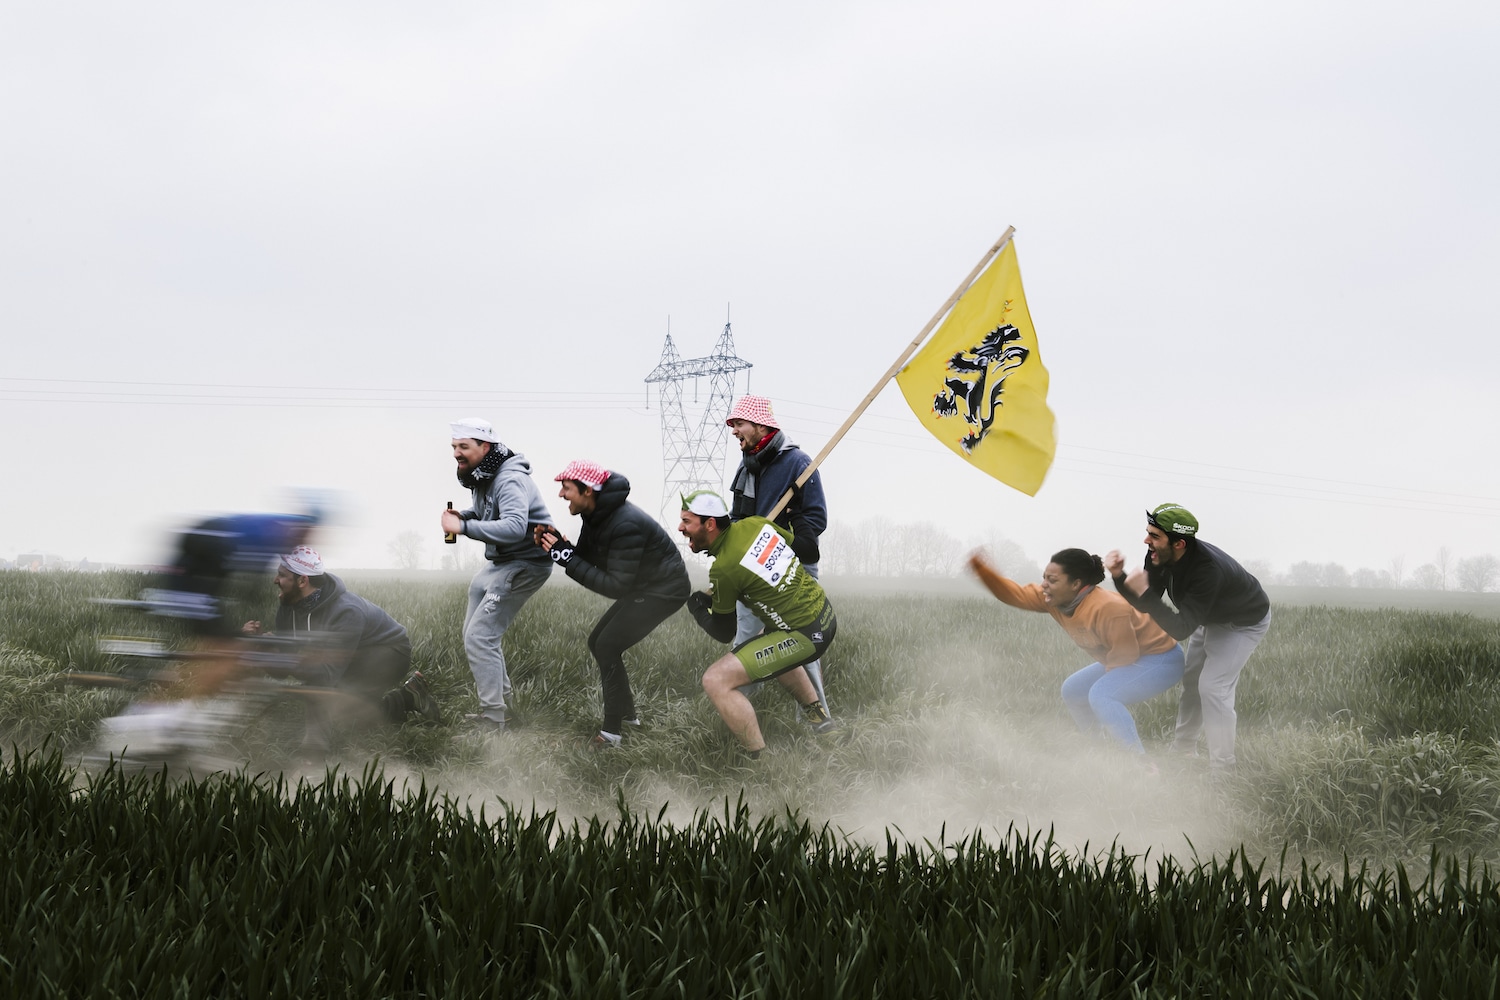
[1060,646,1186,753]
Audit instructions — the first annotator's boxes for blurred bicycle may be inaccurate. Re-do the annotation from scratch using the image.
[68,595,430,775]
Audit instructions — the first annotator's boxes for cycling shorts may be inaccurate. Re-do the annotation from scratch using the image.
[731,598,837,682]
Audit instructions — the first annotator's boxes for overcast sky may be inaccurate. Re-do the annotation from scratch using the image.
[2,1,1497,577]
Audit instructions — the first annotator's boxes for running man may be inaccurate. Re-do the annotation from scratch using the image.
[147,509,319,697]
[1106,503,1271,771]
[678,489,835,757]
[439,417,554,732]
[534,460,690,748]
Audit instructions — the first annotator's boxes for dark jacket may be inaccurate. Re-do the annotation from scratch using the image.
[1113,539,1270,641]
[729,439,827,566]
[272,573,411,685]
[567,473,691,603]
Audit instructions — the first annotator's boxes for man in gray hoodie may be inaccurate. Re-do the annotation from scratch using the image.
[439,417,554,731]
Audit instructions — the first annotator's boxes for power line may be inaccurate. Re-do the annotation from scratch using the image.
[0,376,641,398]
[7,375,1498,519]
[767,397,1500,518]
[0,378,646,411]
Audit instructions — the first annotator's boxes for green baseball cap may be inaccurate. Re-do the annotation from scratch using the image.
[1146,503,1199,537]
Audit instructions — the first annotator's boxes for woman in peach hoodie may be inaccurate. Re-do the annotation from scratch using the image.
[967,547,1184,754]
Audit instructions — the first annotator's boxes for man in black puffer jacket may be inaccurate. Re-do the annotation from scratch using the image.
[533,461,690,748]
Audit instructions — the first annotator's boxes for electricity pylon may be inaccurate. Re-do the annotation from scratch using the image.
[644,319,753,526]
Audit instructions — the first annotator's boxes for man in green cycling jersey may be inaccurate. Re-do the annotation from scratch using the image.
[678,489,835,758]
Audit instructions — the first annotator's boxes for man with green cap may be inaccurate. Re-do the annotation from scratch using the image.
[1105,504,1270,770]
[677,488,836,758]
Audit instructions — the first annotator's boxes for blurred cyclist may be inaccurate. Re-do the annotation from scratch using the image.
[145,510,318,698]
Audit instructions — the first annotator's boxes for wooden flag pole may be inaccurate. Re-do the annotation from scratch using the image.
[764,226,1016,522]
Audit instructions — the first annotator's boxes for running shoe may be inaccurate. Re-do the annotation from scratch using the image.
[801,700,838,735]
[463,712,509,733]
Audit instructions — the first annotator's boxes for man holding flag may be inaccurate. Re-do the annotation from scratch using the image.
[725,394,834,729]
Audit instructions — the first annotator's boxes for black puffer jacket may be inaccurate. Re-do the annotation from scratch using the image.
[567,473,690,602]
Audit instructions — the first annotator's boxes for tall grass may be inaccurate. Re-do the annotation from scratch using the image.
[5,573,1500,869]
[7,748,1500,998]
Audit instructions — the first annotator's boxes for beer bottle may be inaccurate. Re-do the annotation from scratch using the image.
[444,501,457,544]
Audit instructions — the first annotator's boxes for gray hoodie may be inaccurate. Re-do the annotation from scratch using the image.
[458,451,554,565]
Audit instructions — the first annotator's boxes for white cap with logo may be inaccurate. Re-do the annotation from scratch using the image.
[450,417,500,443]
[680,489,730,517]
[280,545,324,577]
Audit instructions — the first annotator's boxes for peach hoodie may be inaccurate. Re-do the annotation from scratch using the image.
[970,562,1179,670]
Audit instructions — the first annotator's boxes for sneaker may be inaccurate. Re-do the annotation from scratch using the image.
[402,671,444,724]
[463,712,508,734]
[801,700,838,735]
[591,730,623,750]
[622,717,642,730]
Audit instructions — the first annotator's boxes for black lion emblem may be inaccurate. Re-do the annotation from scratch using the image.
[931,323,1029,453]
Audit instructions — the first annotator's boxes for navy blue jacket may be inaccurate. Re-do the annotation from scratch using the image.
[729,440,827,566]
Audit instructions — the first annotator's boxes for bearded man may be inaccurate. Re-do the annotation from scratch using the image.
[438,417,554,732]
[725,395,833,727]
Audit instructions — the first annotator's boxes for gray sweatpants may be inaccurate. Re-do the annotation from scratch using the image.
[464,560,552,723]
[1173,610,1271,769]
[735,562,829,714]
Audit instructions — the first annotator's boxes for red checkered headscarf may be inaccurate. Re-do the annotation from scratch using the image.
[555,460,610,490]
[725,395,779,430]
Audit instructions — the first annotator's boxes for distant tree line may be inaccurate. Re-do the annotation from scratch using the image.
[390,523,1500,595]
[1245,547,1500,593]
[820,519,1038,581]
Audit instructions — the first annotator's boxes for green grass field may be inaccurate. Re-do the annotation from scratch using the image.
[6,569,1500,869]
[7,570,1500,995]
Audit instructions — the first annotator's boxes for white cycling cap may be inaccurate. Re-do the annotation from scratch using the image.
[450,417,500,443]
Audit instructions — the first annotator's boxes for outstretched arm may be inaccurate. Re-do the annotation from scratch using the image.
[966,550,1049,613]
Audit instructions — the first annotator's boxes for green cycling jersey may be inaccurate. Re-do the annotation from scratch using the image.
[707,516,827,632]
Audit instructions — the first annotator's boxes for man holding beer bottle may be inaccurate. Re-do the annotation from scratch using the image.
[439,417,554,732]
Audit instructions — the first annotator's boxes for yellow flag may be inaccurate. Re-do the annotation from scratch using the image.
[895,241,1056,496]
